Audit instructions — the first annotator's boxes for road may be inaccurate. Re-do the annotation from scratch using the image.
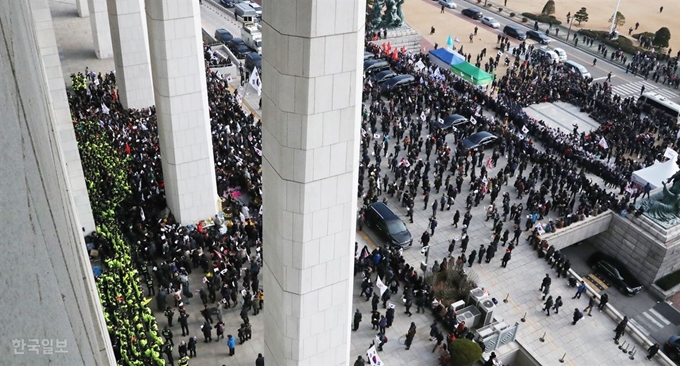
[415,0,680,102]
[562,243,680,351]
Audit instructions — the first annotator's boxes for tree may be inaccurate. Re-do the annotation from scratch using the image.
[608,11,626,28]
[653,27,671,48]
[541,0,555,16]
[573,7,589,25]
[449,339,483,366]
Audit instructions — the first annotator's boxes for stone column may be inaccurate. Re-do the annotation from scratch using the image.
[31,0,96,234]
[87,0,113,58]
[145,0,219,224]
[76,0,90,18]
[108,0,154,109]
[1,1,115,365]
[260,0,365,363]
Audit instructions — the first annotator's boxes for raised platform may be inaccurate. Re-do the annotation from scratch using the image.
[370,23,422,54]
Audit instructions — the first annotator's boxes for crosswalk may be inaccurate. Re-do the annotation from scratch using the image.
[630,307,673,337]
[610,80,679,100]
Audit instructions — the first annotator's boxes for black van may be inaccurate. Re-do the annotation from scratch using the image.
[503,25,526,40]
[364,202,413,248]
[363,59,390,75]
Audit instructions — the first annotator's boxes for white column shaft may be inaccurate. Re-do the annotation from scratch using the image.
[87,0,113,58]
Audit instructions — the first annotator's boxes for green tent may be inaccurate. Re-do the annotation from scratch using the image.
[450,62,494,86]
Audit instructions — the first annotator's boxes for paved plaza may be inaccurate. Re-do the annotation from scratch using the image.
[46,1,669,365]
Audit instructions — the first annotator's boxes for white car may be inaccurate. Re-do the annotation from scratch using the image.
[438,0,457,9]
[481,16,500,29]
[550,47,568,62]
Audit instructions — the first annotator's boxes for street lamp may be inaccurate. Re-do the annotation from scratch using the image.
[566,12,575,41]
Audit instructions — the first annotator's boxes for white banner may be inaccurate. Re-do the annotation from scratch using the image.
[598,137,608,149]
[366,345,384,366]
[470,116,477,125]
[420,112,426,121]
[414,60,426,72]
[664,147,678,161]
[376,277,387,296]
[521,125,529,134]
[248,67,262,96]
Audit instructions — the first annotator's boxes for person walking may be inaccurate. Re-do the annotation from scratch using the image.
[614,316,628,343]
[187,336,197,358]
[583,295,597,316]
[541,284,550,300]
[162,325,174,346]
[372,293,380,312]
[468,250,477,267]
[378,315,387,335]
[440,4,445,13]
[163,342,175,366]
[572,308,583,325]
[354,355,366,366]
[540,274,551,291]
[647,343,660,359]
[501,250,511,268]
[353,309,363,331]
[371,310,380,330]
[598,293,609,311]
[552,296,563,314]
[432,330,444,353]
[165,306,175,327]
[543,296,554,316]
[405,322,417,350]
[201,321,212,343]
[404,294,413,316]
[227,334,236,356]
[256,353,265,366]
[386,304,395,327]
[572,281,586,299]
[178,311,190,336]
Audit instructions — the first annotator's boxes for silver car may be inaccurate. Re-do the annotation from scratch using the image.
[438,0,457,9]
[481,16,500,29]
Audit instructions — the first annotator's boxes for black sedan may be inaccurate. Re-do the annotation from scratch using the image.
[461,131,498,150]
[227,39,252,58]
[371,70,397,84]
[380,74,415,94]
[587,252,643,296]
[461,8,483,20]
[432,114,468,132]
[526,30,551,44]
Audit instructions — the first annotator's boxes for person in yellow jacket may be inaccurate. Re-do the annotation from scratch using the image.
[178,355,190,366]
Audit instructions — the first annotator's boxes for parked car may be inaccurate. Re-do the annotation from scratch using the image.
[481,16,500,29]
[503,25,526,40]
[438,0,457,9]
[587,252,643,296]
[364,59,390,74]
[244,52,261,72]
[243,1,262,18]
[461,131,498,151]
[432,114,468,132]
[380,74,415,94]
[371,70,397,84]
[219,0,238,7]
[227,38,252,58]
[664,335,680,360]
[526,30,551,44]
[531,48,559,64]
[548,47,567,62]
[364,51,376,61]
[364,202,413,248]
[564,60,591,79]
[461,8,483,20]
[214,29,234,44]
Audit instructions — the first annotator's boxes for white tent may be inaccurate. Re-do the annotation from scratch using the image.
[631,159,680,190]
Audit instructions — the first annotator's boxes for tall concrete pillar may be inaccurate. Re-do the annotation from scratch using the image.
[76,0,90,18]
[87,0,113,58]
[31,0,96,234]
[260,0,365,363]
[145,0,219,224]
[0,1,115,365]
[108,0,154,109]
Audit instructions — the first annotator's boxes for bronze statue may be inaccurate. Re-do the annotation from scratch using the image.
[642,170,680,221]
[368,0,404,30]
[370,0,385,30]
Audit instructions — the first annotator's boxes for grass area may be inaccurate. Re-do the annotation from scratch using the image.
[578,29,641,55]
[656,269,680,291]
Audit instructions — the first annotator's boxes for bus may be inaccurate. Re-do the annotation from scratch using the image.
[636,92,680,121]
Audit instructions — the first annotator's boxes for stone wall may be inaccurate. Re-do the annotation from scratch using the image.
[541,211,613,250]
[587,214,680,286]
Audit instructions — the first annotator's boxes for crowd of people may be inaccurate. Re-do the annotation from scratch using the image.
[67,22,680,363]
[353,40,679,362]
[70,46,266,366]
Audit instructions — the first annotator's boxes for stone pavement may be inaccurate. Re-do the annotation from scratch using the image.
[356,125,665,365]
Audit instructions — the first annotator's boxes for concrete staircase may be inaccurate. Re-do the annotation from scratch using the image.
[371,23,422,54]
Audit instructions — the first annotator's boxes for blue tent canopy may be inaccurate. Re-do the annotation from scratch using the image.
[429,48,465,67]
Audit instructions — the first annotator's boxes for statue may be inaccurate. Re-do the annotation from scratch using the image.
[370,0,385,30]
[367,0,404,30]
[641,170,680,222]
